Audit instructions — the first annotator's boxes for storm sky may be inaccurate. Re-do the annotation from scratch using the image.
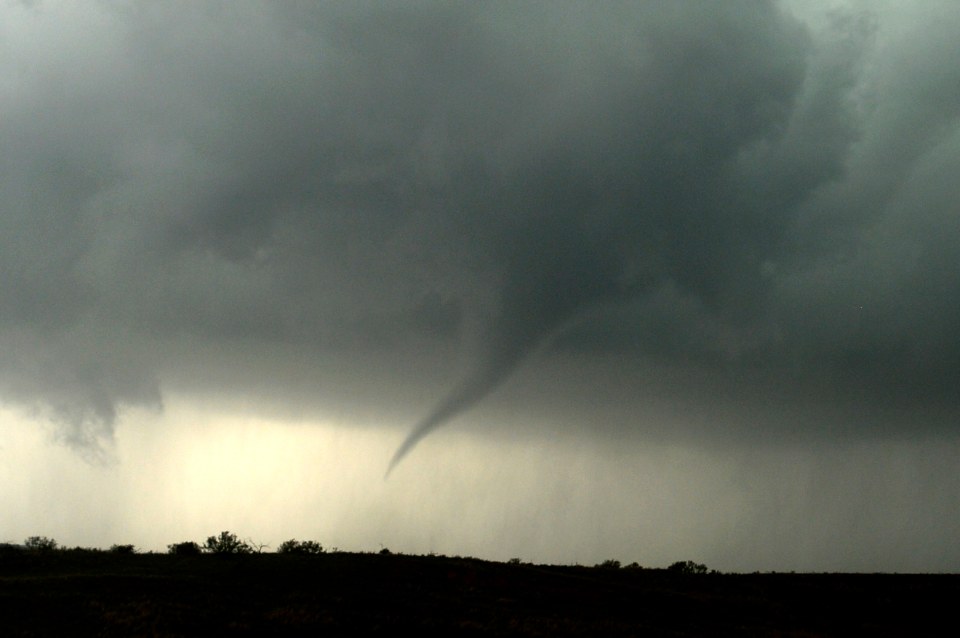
[2,0,959,572]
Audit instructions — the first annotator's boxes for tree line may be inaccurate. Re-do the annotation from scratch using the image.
[4,534,713,573]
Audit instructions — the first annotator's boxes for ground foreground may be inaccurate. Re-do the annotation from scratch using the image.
[1,550,956,636]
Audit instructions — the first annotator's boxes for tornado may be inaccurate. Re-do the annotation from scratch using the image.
[386,233,626,476]
[385,319,540,477]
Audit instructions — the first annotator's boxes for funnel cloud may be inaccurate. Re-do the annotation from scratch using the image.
[390,222,630,471]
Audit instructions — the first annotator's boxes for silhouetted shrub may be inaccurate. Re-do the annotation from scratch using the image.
[277,539,324,555]
[109,544,137,554]
[167,541,202,556]
[597,559,621,569]
[24,536,58,552]
[378,547,392,555]
[297,540,322,554]
[203,531,252,555]
[625,562,643,569]
[668,560,709,575]
[507,558,522,565]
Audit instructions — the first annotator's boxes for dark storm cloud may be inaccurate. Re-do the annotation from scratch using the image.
[1,1,957,459]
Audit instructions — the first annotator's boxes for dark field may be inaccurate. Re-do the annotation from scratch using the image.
[1,550,956,636]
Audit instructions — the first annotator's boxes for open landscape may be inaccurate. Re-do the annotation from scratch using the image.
[2,540,956,636]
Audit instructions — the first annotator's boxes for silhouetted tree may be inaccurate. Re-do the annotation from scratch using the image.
[24,536,58,552]
[203,531,252,554]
